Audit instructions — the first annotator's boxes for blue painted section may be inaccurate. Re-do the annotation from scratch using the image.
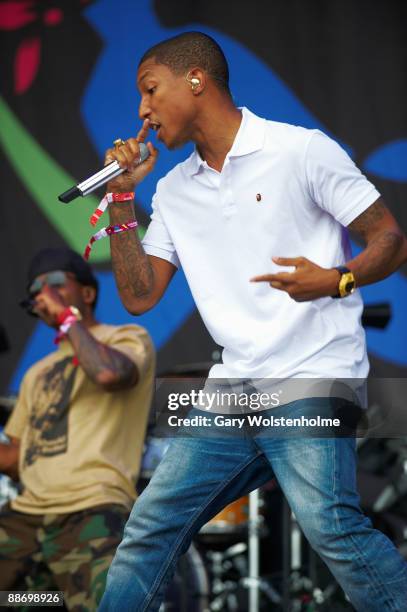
[363,140,407,182]
[95,269,195,347]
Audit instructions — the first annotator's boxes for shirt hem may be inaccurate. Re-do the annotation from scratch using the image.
[10,495,134,515]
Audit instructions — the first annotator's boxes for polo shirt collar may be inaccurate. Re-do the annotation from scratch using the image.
[186,107,266,177]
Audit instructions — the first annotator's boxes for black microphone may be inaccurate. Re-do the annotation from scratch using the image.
[58,142,150,203]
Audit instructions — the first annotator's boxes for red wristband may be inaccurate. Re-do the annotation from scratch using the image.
[56,307,74,326]
[90,192,135,226]
[83,220,138,260]
[111,192,134,202]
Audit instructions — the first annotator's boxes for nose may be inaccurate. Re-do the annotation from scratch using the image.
[139,96,151,120]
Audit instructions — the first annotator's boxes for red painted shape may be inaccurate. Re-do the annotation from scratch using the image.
[43,7,63,26]
[14,37,41,94]
[0,1,36,30]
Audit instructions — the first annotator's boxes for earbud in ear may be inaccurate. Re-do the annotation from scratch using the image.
[186,74,201,91]
[190,77,200,90]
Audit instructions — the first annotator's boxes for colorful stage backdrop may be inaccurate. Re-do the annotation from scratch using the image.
[1,0,406,395]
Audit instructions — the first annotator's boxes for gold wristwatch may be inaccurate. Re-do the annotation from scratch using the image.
[332,266,356,298]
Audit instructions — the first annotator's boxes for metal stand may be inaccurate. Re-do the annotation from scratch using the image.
[248,489,260,612]
[244,489,281,610]
[282,496,292,610]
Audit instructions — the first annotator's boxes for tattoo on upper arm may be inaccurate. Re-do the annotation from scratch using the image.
[348,199,387,240]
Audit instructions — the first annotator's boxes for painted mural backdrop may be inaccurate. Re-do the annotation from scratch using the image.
[1,0,406,395]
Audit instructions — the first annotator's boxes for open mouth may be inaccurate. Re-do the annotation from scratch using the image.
[149,122,162,140]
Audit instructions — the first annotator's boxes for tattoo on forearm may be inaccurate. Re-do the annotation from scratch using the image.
[68,323,137,388]
[363,230,403,265]
[350,230,403,284]
[109,202,154,300]
[347,197,406,283]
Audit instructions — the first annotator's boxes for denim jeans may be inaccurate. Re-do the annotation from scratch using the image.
[99,399,407,611]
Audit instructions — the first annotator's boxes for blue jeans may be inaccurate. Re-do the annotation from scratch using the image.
[99,399,407,611]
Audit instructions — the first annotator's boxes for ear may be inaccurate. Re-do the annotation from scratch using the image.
[185,68,205,94]
[81,285,97,307]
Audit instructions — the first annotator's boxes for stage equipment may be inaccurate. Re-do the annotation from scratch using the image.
[372,439,407,514]
[200,496,250,535]
[361,302,391,329]
[140,436,170,480]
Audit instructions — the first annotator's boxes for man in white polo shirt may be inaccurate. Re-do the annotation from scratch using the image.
[99,32,407,611]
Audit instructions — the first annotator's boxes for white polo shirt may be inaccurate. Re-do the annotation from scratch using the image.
[142,108,380,379]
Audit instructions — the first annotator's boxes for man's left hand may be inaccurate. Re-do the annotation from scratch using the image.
[250,257,340,302]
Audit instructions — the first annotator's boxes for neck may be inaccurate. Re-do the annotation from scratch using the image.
[82,313,99,329]
[193,99,242,172]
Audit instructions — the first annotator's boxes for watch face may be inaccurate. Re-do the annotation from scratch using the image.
[339,272,356,297]
[69,306,82,319]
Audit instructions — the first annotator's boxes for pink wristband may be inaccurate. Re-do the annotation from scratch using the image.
[84,220,138,260]
[59,315,78,335]
[90,192,135,226]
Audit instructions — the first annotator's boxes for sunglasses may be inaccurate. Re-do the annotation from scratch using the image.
[20,271,74,316]
[28,270,72,297]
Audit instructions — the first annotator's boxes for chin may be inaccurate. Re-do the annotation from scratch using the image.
[168,138,189,151]
[163,130,190,151]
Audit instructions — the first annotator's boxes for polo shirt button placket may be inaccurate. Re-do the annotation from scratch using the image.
[221,163,236,218]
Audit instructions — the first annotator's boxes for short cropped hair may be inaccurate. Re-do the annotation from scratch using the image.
[139,31,230,94]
